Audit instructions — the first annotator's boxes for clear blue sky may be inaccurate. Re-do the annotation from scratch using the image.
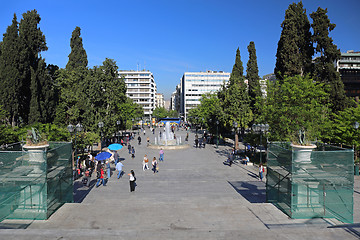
[1,0,359,100]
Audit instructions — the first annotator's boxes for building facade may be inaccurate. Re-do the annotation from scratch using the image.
[155,93,165,108]
[119,70,156,121]
[337,50,360,98]
[180,71,230,121]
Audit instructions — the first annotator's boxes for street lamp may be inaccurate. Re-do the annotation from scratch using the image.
[252,123,270,164]
[216,120,219,149]
[233,121,238,149]
[67,123,83,171]
[116,120,121,143]
[195,117,199,135]
[98,121,104,152]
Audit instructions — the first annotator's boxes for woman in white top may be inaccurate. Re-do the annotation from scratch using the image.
[128,170,136,192]
[259,164,264,181]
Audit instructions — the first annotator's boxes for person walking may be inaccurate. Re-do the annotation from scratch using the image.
[147,136,150,146]
[143,154,149,171]
[116,161,124,179]
[105,160,111,179]
[128,170,136,192]
[131,147,135,159]
[96,165,106,187]
[114,150,119,166]
[195,135,199,148]
[152,157,158,174]
[259,163,264,181]
[159,148,164,161]
[128,143,132,154]
[138,136,141,145]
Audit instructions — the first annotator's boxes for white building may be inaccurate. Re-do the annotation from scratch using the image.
[180,70,230,121]
[155,93,165,108]
[119,70,156,122]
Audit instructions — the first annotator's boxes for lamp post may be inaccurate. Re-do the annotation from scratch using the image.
[252,123,269,164]
[216,120,219,149]
[98,121,104,152]
[195,117,198,135]
[67,123,83,170]
[116,120,121,143]
[233,121,238,149]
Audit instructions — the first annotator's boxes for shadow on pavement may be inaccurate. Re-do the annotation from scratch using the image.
[73,178,96,203]
[228,181,266,203]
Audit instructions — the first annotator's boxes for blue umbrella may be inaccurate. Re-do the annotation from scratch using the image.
[95,151,112,161]
[108,143,123,151]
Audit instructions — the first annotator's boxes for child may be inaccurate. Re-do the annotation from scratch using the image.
[131,147,135,158]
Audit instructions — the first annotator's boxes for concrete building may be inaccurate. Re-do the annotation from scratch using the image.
[155,93,165,108]
[180,71,230,121]
[119,70,156,122]
[337,50,360,98]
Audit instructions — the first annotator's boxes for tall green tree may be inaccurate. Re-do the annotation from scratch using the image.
[0,14,21,126]
[18,9,48,124]
[274,1,313,80]
[223,48,252,135]
[66,26,88,70]
[310,7,348,113]
[246,41,262,116]
[229,47,244,86]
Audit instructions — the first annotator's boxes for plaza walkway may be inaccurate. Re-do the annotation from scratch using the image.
[1,128,360,239]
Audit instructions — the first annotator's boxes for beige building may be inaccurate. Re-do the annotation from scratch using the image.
[155,93,165,108]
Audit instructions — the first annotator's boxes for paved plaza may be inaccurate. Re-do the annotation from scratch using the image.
[1,129,360,239]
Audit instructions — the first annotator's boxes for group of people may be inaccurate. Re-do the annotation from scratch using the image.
[142,148,164,174]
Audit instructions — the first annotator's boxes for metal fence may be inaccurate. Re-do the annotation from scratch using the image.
[0,142,73,221]
[267,142,354,223]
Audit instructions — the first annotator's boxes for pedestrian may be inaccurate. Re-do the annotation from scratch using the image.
[131,147,135,158]
[128,170,136,192]
[159,148,164,161]
[185,132,189,142]
[159,131,162,138]
[152,157,158,174]
[96,164,106,187]
[128,143,132,154]
[244,155,249,165]
[259,163,264,181]
[144,129,146,135]
[138,135,141,145]
[203,136,206,148]
[195,135,199,148]
[143,154,149,171]
[147,136,150,146]
[116,161,124,179]
[105,160,111,179]
[114,150,119,166]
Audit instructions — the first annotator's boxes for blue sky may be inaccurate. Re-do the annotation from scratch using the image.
[1,0,359,100]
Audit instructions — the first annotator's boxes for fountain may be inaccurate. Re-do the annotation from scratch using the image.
[149,122,189,150]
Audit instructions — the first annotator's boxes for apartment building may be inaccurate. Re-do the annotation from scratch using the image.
[155,93,165,108]
[337,50,360,98]
[180,70,230,121]
[119,70,156,121]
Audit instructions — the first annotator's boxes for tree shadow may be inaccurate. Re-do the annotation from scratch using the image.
[228,181,266,203]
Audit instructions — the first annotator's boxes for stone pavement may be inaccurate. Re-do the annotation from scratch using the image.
[1,129,360,239]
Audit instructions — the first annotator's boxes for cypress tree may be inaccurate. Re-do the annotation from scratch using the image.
[229,47,244,86]
[18,9,47,124]
[0,14,21,126]
[310,7,348,113]
[246,41,261,114]
[66,26,88,70]
[274,1,313,80]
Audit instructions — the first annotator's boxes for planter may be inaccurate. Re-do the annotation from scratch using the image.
[23,144,49,174]
[290,143,316,163]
